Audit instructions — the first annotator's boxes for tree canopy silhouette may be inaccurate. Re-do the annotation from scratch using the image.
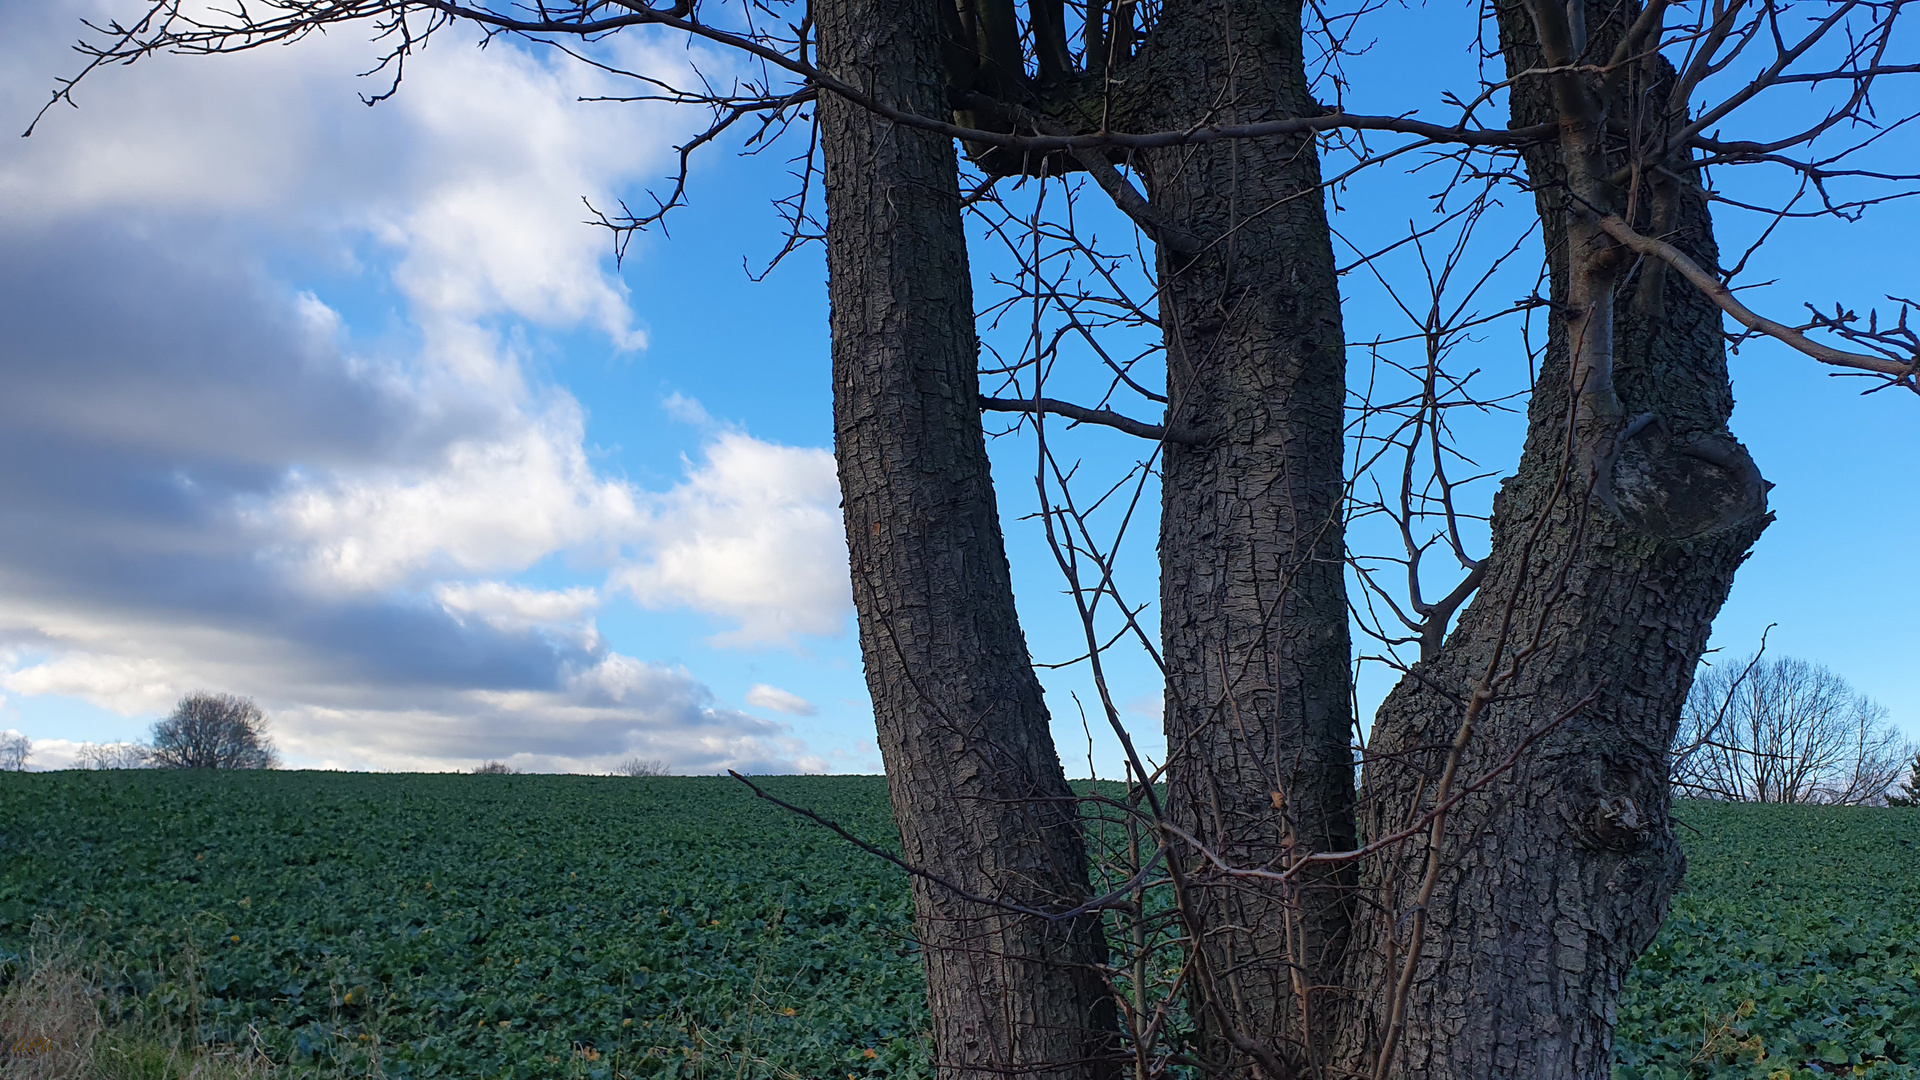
[150,692,280,770]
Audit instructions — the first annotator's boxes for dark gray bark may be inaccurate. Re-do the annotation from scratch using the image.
[815,1,1118,1076]
[1138,2,1356,1071]
[1332,5,1770,1077]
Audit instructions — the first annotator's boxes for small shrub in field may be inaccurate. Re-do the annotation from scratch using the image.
[471,761,518,775]
[613,757,669,777]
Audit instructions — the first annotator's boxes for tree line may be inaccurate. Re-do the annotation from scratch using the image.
[68,692,281,770]
[1676,652,1913,807]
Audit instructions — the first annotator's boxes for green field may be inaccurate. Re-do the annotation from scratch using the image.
[2,773,1916,1079]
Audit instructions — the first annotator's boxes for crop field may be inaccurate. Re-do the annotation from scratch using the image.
[1,772,1916,1079]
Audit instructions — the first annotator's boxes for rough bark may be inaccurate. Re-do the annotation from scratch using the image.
[815,1,1119,1076]
[1138,2,1357,1071]
[1332,4,1770,1077]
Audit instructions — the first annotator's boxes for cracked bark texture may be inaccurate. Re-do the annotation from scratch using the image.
[816,0,1118,1076]
[1139,2,1356,1071]
[1332,4,1770,1077]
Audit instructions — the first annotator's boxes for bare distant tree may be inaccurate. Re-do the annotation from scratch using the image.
[471,760,518,775]
[1890,751,1920,808]
[76,742,153,770]
[1675,656,1910,805]
[149,693,280,770]
[0,733,29,772]
[613,757,669,778]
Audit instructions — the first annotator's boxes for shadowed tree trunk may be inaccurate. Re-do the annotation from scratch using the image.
[1140,2,1357,1072]
[1332,4,1771,1076]
[815,0,1119,1075]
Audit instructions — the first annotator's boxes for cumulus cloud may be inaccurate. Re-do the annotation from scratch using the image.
[3,2,683,347]
[661,392,718,427]
[616,430,851,646]
[4,657,827,775]
[0,655,180,717]
[746,683,818,716]
[15,738,84,772]
[372,43,663,346]
[435,582,600,628]
[0,586,824,773]
[267,654,828,774]
[0,6,841,772]
[262,404,642,592]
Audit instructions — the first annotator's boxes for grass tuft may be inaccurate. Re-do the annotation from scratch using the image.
[1,930,278,1080]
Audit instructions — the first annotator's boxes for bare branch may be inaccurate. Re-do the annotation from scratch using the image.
[1598,213,1920,389]
[980,395,1188,442]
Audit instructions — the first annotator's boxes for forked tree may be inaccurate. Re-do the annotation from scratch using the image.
[38,0,1917,1076]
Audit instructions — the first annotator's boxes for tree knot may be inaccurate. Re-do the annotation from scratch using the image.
[1597,793,1643,835]
[1593,413,1770,540]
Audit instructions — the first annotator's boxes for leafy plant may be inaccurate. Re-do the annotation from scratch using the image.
[3,774,1914,1078]
[0,773,928,1079]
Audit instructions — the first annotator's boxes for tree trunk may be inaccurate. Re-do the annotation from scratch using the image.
[815,2,1118,1077]
[1332,4,1770,1077]
[1140,3,1357,1071]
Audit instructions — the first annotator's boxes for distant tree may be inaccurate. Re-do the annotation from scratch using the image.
[1890,751,1920,808]
[471,761,518,775]
[0,733,29,771]
[77,742,153,770]
[613,757,669,778]
[1674,656,1910,805]
[149,693,280,770]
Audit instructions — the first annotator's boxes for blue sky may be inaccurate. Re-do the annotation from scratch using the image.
[1,1,1913,774]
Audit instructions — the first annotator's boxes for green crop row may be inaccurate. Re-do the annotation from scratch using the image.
[2,772,1915,1078]
[1615,804,1920,1080]
[1,773,928,1079]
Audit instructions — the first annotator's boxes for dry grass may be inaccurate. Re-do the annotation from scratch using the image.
[0,936,97,1079]
[0,933,278,1080]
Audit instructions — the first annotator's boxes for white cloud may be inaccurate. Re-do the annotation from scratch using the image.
[436,582,599,627]
[615,430,851,646]
[6,5,683,609]
[3,6,694,348]
[746,683,818,716]
[373,41,671,346]
[0,639,822,774]
[661,391,717,427]
[14,737,84,772]
[262,401,641,592]
[268,653,829,773]
[0,10,855,774]
[1,654,180,716]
